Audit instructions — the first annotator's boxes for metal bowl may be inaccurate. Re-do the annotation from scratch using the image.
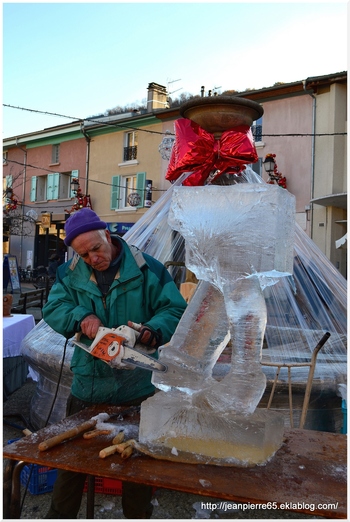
[179,96,263,137]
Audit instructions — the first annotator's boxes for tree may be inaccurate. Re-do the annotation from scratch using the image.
[3,169,36,237]
[221,89,239,96]
[169,92,199,108]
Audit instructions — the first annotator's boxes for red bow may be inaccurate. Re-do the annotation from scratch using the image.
[166,118,259,186]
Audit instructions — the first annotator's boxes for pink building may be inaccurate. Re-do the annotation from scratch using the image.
[3,122,88,269]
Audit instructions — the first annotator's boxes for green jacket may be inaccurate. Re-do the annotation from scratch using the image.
[42,238,187,404]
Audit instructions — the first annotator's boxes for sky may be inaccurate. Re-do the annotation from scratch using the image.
[2,1,348,139]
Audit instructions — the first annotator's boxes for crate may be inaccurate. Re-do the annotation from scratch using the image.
[7,438,20,444]
[83,477,156,496]
[3,356,29,398]
[7,439,58,495]
[341,399,347,434]
[20,464,58,495]
[84,477,123,495]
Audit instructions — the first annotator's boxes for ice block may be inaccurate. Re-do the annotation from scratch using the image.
[138,390,285,467]
[140,184,295,466]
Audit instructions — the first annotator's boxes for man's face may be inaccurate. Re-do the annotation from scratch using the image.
[71,230,113,271]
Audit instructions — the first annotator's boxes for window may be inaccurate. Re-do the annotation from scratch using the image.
[35,176,47,201]
[3,151,8,164]
[251,117,263,142]
[58,172,74,199]
[4,175,12,190]
[51,144,60,164]
[248,157,263,177]
[111,172,146,210]
[3,175,12,203]
[30,170,79,202]
[123,131,138,161]
[121,175,137,208]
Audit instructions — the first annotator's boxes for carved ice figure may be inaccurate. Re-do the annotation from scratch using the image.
[154,184,295,411]
[138,183,296,466]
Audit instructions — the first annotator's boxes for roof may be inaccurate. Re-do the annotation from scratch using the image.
[3,71,347,143]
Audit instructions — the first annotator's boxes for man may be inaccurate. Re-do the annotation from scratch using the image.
[48,253,60,279]
[43,208,187,518]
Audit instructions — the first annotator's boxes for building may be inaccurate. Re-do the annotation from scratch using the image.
[3,122,88,270]
[3,73,347,279]
[234,71,347,276]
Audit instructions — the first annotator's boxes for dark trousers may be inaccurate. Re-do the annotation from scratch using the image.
[45,394,154,519]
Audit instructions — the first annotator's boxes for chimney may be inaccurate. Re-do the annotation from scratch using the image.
[147,82,168,112]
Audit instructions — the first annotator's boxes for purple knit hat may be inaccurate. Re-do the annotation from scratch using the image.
[64,208,107,246]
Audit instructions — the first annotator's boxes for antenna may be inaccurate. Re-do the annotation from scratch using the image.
[212,85,222,96]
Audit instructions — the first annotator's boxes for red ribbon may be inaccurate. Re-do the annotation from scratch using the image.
[166,118,259,186]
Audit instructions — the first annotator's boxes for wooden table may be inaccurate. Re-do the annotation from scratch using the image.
[3,404,347,519]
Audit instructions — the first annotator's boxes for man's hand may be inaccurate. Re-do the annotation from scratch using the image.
[80,315,103,339]
[127,321,162,348]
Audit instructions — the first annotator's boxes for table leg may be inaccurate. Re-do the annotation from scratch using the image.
[86,475,95,519]
[3,459,27,519]
[3,459,16,518]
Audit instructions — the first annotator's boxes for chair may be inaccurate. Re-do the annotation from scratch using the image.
[260,332,330,429]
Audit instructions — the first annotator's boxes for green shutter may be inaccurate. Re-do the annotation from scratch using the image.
[111,175,120,210]
[136,172,146,208]
[30,177,37,202]
[47,173,54,199]
[52,173,59,199]
[71,170,79,198]
[47,173,59,200]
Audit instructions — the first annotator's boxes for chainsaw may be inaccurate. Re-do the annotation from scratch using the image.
[72,324,167,373]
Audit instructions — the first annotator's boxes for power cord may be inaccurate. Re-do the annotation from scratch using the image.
[43,337,70,427]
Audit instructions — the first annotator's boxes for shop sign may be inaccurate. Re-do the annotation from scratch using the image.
[41,213,51,229]
[107,222,134,234]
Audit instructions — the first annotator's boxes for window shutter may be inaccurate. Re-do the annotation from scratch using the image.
[30,177,37,202]
[47,173,55,200]
[136,172,146,208]
[111,175,120,210]
[71,170,79,198]
[52,173,59,199]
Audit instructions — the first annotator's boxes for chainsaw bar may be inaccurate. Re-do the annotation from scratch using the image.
[72,337,167,373]
[122,346,167,373]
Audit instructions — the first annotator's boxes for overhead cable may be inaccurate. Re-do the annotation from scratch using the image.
[3,103,347,137]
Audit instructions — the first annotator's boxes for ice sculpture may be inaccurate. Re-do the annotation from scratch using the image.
[138,184,296,466]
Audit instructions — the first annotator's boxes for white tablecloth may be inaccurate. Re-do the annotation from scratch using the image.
[3,314,36,358]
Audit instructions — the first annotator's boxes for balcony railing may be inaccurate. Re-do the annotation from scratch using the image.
[123,146,137,161]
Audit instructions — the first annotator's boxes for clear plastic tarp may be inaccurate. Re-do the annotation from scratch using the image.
[21,320,74,429]
[21,167,347,431]
[125,168,347,390]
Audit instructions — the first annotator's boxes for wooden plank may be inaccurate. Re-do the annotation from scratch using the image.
[3,405,347,519]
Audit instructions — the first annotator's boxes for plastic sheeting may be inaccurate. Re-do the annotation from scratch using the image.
[126,167,347,390]
[21,320,74,429]
[21,167,347,429]
[262,221,347,388]
[124,172,188,285]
